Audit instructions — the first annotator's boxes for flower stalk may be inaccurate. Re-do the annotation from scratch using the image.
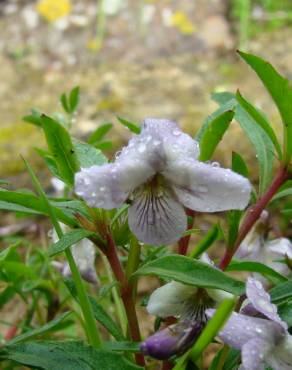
[178,210,195,255]
[103,232,145,366]
[219,165,290,270]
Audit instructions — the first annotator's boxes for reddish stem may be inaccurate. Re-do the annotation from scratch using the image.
[219,166,289,270]
[178,210,195,255]
[104,233,145,367]
[5,325,18,341]
[162,361,174,370]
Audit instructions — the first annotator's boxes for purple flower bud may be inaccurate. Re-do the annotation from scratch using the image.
[140,320,203,360]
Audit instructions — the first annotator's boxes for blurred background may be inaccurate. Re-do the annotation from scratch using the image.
[0,0,292,179]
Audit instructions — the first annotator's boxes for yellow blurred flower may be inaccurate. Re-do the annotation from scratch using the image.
[86,38,102,52]
[171,11,196,35]
[36,0,71,22]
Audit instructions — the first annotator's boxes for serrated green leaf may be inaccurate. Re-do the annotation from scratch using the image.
[9,312,72,345]
[238,51,292,161]
[133,255,245,295]
[48,229,94,257]
[199,110,234,161]
[236,90,282,160]
[73,140,108,168]
[0,341,142,370]
[69,86,80,113]
[40,115,79,186]
[117,117,141,134]
[88,123,113,144]
[227,260,287,283]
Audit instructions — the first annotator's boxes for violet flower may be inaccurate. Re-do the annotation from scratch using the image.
[236,211,292,282]
[207,277,292,370]
[75,119,251,245]
[141,255,233,359]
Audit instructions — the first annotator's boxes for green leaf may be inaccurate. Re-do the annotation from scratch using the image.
[0,341,142,370]
[64,278,125,341]
[73,141,108,168]
[60,93,70,113]
[227,260,287,283]
[117,117,141,134]
[48,229,94,257]
[277,299,292,327]
[88,123,113,144]
[95,141,114,151]
[199,110,234,161]
[133,255,245,295]
[23,108,43,127]
[270,280,292,303]
[232,151,249,178]
[69,86,80,113]
[40,115,79,186]
[238,51,292,161]
[0,190,76,226]
[103,341,140,353]
[9,312,72,345]
[189,298,236,362]
[272,188,292,201]
[236,91,282,160]
[189,224,220,259]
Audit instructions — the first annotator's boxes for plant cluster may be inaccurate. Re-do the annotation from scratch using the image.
[0,51,292,370]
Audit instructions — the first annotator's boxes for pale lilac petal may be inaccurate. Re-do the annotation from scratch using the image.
[163,159,251,212]
[75,159,154,209]
[147,281,197,318]
[241,338,270,370]
[267,238,292,259]
[128,186,187,245]
[266,354,292,370]
[206,309,284,348]
[246,278,287,329]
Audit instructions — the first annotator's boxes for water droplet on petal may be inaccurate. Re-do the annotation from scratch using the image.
[99,187,105,192]
[211,162,220,168]
[138,143,147,153]
[172,129,181,136]
[153,140,161,146]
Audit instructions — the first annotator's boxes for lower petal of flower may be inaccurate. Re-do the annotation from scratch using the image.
[128,183,187,245]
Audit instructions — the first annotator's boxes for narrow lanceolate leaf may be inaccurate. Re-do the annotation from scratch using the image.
[88,123,113,144]
[199,110,234,161]
[0,341,142,370]
[238,51,292,161]
[0,190,76,226]
[48,229,94,257]
[73,141,108,168]
[189,297,236,362]
[232,151,249,178]
[277,299,292,327]
[69,86,80,113]
[236,91,282,160]
[189,224,220,258]
[64,278,125,341]
[8,312,72,345]
[40,115,79,186]
[270,280,292,303]
[133,255,245,295]
[272,188,292,201]
[227,260,287,283]
[117,117,141,134]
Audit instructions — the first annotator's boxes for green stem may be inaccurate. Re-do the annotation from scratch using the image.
[126,236,141,279]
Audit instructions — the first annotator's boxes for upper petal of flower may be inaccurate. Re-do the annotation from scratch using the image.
[75,159,155,209]
[147,281,197,318]
[246,277,287,330]
[128,185,187,245]
[163,159,252,212]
